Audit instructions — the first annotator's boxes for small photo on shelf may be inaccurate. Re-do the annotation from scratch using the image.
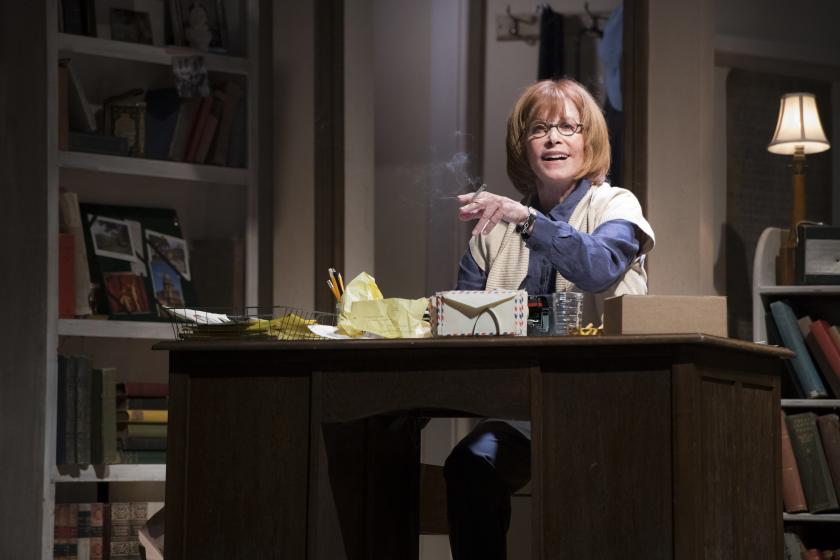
[90,216,139,262]
[104,271,151,315]
[148,249,186,308]
[96,0,166,46]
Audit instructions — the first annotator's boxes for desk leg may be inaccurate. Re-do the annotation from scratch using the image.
[308,415,421,560]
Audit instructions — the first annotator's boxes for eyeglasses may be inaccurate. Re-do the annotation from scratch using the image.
[526,121,583,139]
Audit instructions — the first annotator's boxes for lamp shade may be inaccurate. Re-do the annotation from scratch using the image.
[767,92,831,155]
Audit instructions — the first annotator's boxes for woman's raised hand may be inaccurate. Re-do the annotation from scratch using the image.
[457,191,531,237]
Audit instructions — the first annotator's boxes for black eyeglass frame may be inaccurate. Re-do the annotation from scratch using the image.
[526,121,584,139]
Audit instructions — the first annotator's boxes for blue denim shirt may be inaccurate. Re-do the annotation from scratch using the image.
[456,180,640,293]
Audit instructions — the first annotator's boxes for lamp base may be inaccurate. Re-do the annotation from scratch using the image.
[776,244,796,286]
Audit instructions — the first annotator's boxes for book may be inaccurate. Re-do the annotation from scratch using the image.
[118,436,167,451]
[109,502,134,558]
[77,503,91,560]
[67,503,79,560]
[786,412,839,513]
[109,102,146,157]
[89,502,104,560]
[99,367,119,465]
[119,397,167,410]
[57,355,68,465]
[184,94,213,163]
[90,364,103,465]
[168,97,201,161]
[144,88,181,160]
[118,382,168,398]
[119,423,167,439]
[194,88,226,163]
[63,355,78,464]
[805,320,840,398]
[75,355,93,465]
[769,300,828,398]
[54,503,70,559]
[816,414,840,503]
[116,409,168,423]
[59,191,92,316]
[211,81,242,165]
[59,233,76,318]
[117,450,167,464]
[781,411,809,513]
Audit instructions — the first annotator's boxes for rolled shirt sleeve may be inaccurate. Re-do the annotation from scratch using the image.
[525,214,640,293]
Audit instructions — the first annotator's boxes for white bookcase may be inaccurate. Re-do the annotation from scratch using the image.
[40,1,263,558]
[753,226,840,546]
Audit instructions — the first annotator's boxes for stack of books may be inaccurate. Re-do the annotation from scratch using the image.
[53,501,163,560]
[116,383,168,464]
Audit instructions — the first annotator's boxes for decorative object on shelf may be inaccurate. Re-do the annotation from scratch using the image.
[180,0,227,52]
[96,0,165,46]
[109,101,146,156]
[171,55,209,98]
[767,92,831,285]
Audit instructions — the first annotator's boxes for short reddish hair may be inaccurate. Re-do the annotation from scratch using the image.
[506,79,611,195]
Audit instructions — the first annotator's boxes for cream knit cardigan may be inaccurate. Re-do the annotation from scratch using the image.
[468,182,655,326]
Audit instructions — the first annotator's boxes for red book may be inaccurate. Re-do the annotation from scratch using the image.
[183,95,213,163]
[59,233,75,318]
[806,320,840,397]
[781,410,809,513]
[118,383,168,398]
[194,89,225,163]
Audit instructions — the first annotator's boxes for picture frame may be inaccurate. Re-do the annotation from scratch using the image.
[88,215,139,262]
[146,229,191,281]
[103,271,152,315]
[96,0,165,46]
[148,250,186,307]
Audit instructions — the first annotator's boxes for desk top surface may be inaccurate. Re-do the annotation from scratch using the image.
[155,333,793,359]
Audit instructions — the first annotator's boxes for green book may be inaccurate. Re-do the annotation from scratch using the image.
[75,355,93,465]
[786,412,839,513]
[98,367,119,465]
[119,423,167,439]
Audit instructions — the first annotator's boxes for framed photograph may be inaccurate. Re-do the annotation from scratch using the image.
[180,0,227,52]
[146,229,190,281]
[97,0,165,46]
[88,215,139,262]
[149,251,186,307]
[103,272,151,315]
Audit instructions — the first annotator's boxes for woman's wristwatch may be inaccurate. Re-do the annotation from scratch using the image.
[514,206,537,238]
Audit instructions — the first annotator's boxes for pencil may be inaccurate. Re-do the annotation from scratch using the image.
[327,279,341,301]
[337,272,345,294]
[328,268,339,294]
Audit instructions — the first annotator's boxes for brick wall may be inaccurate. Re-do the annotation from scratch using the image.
[726,70,833,339]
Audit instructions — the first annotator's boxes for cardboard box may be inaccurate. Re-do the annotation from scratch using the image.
[603,295,728,337]
[432,290,527,336]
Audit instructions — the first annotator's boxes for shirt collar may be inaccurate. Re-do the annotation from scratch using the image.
[534,179,592,222]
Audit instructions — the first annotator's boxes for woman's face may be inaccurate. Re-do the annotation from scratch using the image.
[525,99,585,191]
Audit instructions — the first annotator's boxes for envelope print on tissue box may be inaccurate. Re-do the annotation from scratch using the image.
[433,290,527,336]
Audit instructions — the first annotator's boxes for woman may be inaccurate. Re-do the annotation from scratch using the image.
[444,78,655,559]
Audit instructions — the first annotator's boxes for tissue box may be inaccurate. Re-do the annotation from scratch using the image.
[603,295,728,337]
[432,290,527,336]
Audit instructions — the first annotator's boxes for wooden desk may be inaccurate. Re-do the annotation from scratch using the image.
[156,335,790,559]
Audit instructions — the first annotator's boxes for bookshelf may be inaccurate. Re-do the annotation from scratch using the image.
[36,1,265,559]
[753,227,840,552]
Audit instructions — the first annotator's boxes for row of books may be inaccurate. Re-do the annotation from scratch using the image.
[59,58,246,167]
[53,501,163,560]
[767,300,840,399]
[785,532,840,559]
[57,355,168,466]
[782,411,840,514]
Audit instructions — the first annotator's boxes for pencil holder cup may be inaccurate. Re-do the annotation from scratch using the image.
[548,292,583,335]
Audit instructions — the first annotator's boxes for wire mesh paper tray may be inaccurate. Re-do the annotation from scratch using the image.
[165,306,338,341]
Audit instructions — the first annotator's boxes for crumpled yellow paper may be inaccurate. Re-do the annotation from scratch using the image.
[336,272,431,338]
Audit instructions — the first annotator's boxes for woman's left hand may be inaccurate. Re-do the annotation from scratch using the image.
[457,191,530,236]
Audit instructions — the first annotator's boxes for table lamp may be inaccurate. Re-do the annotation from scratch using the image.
[767,92,831,285]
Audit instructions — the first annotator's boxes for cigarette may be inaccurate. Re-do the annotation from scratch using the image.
[470,184,486,202]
